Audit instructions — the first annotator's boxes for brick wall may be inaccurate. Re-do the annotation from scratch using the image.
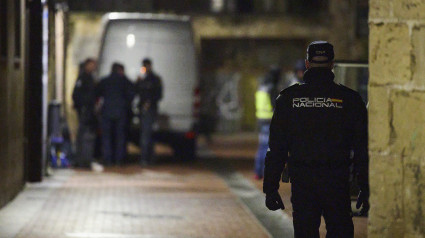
[369,0,425,236]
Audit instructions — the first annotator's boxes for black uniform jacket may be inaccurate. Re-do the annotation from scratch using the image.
[72,72,97,125]
[135,72,163,113]
[96,73,135,120]
[263,67,369,194]
[72,72,96,111]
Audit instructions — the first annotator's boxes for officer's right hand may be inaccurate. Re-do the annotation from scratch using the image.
[265,191,285,211]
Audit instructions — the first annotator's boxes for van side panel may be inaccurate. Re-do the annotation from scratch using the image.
[99,19,197,132]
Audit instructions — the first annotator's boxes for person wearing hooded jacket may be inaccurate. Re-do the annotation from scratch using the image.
[96,63,134,165]
[263,41,369,238]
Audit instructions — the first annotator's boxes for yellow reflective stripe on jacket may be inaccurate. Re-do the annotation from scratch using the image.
[255,90,273,119]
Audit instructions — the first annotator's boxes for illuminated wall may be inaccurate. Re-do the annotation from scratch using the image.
[368,0,425,236]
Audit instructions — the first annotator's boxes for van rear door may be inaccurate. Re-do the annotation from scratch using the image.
[98,15,197,133]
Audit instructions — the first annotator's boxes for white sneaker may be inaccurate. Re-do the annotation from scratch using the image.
[91,162,104,173]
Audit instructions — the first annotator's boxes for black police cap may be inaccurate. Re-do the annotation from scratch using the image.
[306,41,334,63]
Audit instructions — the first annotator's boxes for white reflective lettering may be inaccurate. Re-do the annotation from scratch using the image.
[291,97,343,108]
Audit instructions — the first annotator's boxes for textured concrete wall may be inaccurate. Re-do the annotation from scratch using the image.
[0,0,26,208]
[191,15,330,42]
[369,0,425,237]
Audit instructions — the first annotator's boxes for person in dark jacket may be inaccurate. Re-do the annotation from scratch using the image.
[96,63,134,165]
[263,41,369,238]
[254,65,281,179]
[135,58,163,165]
[72,58,97,168]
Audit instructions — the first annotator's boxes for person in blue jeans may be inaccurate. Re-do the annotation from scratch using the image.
[135,58,163,166]
[255,123,270,179]
[96,63,134,165]
[72,58,97,168]
[254,65,281,179]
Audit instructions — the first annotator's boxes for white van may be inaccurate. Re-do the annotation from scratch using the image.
[98,13,198,160]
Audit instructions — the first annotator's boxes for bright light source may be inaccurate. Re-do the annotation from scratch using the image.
[126,34,135,48]
[108,12,120,20]
[211,0,224,13]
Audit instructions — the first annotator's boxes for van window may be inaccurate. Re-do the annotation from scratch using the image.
[99,20,195,80]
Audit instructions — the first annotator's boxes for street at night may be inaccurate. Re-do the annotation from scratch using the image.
[1,1,425,237]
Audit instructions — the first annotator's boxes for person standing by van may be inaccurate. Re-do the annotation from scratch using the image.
[96,63,134,165]
[72,58,97,168]
[135,58,163,165]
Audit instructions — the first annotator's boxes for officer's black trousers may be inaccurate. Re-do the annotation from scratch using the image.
[290,167,354,238]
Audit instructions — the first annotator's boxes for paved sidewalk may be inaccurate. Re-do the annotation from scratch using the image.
[0,163,271,238]
[0,133,368,238]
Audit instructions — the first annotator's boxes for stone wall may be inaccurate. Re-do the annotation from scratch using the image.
[369,0,425,237]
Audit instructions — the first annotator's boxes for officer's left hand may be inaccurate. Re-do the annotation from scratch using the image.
[356,189,370,216]
[266,191,285,211]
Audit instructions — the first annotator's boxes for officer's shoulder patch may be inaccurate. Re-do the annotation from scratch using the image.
[279,83,303,95]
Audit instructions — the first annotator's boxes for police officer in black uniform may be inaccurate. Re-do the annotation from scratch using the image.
[263,41,369,238]
[72,58,97,168]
